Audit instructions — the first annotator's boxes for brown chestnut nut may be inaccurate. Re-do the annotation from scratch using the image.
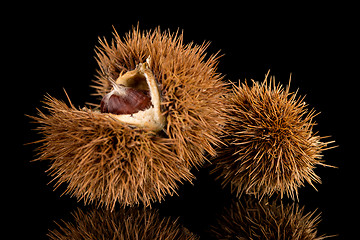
[100,85,152,115]
[99,60,165,132]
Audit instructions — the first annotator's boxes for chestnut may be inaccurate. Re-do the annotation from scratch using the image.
[100,85,152,115]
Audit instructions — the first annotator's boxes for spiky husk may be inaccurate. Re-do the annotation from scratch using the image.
[211,197,331,240]
[93,27,228,164]
[32,27,228,209]
[212,74,332,200]
[48,207,199,240]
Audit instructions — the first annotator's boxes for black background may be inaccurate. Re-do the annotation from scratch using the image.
[18,4,357,239]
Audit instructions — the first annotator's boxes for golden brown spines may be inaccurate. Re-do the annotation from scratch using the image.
[212,73,333,200]
[31,26,229,209]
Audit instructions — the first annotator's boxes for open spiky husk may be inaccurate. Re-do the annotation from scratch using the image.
[212,73,334,200]
[32,26,229,209]
[93,26,229,164]
[48,207,199,240]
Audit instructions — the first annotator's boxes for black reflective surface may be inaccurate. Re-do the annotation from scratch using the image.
[20,8,355,239]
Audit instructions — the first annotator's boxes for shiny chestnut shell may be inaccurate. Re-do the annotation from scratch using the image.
[100,88,152,115]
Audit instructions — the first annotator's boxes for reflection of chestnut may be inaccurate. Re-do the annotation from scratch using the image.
[211,196,333,239]
[100,85,152,115]
[48,207,199,240]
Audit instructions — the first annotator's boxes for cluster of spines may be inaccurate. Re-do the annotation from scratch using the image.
[212,74,333,200]
[31,26,229,209]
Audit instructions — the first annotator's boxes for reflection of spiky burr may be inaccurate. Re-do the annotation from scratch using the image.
[211,196,332,240]
[212,73,334,200]
[48,207,198,240]
[31,27,228,209]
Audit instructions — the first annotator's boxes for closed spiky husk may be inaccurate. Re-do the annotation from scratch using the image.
[32,26,228,209]
[212,73,333,200]
[211,197,332,240]
[48,207,199,240]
